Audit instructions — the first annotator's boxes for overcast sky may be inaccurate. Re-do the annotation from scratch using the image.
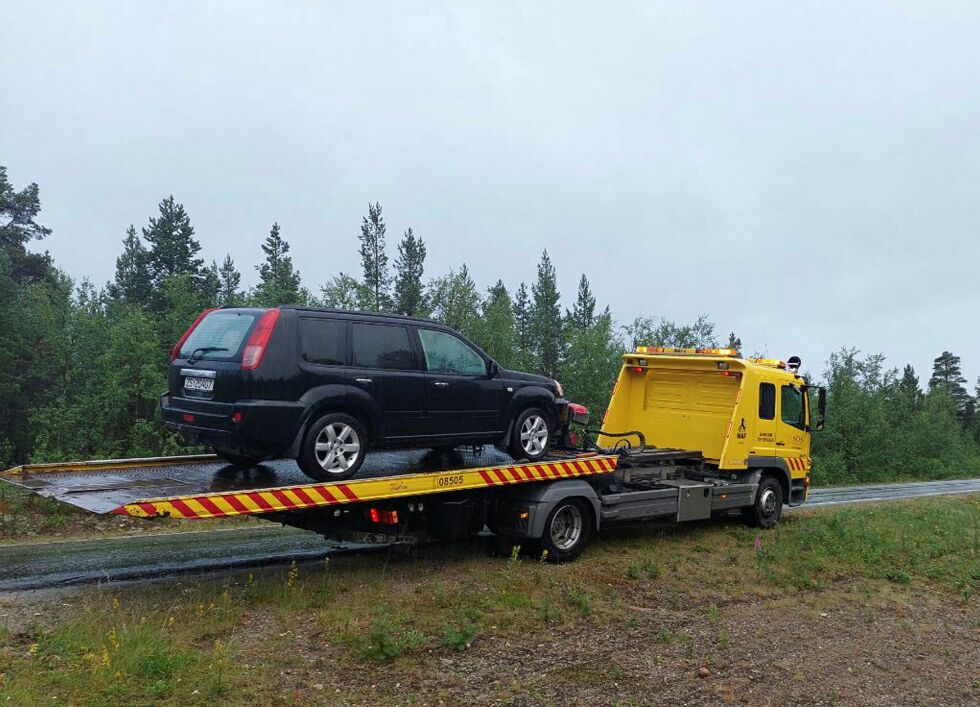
[2,1,978,386]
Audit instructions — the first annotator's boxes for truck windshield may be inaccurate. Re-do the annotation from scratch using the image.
[180,311,256,361]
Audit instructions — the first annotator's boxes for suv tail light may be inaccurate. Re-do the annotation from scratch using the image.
[170,308,217,362]
[241,308,281,370]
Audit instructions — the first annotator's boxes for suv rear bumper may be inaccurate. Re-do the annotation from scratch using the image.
[160,394,304,458]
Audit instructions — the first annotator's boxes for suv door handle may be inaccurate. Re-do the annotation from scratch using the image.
[433,381,449,387]
[355,378,373,385]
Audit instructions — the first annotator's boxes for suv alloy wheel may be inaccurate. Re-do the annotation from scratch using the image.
[297,413,367,481]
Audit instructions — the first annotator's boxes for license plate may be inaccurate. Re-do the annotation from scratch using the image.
[184,377,214,392]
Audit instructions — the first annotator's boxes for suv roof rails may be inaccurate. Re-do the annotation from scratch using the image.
[280,305,445,327]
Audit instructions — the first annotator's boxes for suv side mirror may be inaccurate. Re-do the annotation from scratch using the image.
[487,360,500,378]
[815,387,826,431]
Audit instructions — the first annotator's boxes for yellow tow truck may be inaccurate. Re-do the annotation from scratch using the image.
[0,348,823,562]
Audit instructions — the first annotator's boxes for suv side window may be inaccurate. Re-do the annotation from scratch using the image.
[351,323,416,370]
[418,329,486,376]
[759,383,775,420]
[300,318,347,366]
[781,384,805,429]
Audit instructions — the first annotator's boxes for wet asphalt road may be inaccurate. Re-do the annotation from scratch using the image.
[2,477,978,591]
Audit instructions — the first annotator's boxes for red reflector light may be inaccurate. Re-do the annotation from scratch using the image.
[367,508,399,525]
[232,412,242,424]
[171,308,217,362]
[241,308,281,371]
[631,366,645,374]
[182,414,195,423]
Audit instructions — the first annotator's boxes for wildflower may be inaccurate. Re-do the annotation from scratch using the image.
[287,560,299,588]
[111,597,120,610]
[27,643,39,656]
[167,616,176,629]
[0,672,7,688]
[753,536,762,553]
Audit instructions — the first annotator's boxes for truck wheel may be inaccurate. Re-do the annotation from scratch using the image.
[297,413,367,481]
[508,407,552,462]
[743,475,783,529]
[214,450,264,468]
[539,498,593,563]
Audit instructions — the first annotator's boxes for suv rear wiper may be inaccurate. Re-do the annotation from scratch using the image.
[186,346,228,364]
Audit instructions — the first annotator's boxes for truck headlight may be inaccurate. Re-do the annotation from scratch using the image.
[553,380,564,397]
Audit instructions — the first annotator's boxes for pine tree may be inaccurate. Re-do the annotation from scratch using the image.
[474,280,516,367]
[929,351,971,421]
[898,364,922,410]
[217,254,242,306]
[429,265,480,337]
[0,165,54,283]
[563,308,622,416]
[531,251,562,378]
[108,225,152,307]
[253,222,303,306]
[201,260,221,308]
[142,196,204,303]
[727,332,743,355]
[392,228,427,316]
[359,202,390,311]
[512,282,534,371]
[567,274,596,330]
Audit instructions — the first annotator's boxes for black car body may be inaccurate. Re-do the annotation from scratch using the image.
[161,307,568,480]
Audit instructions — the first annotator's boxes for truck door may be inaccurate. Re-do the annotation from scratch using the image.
[775,382,808,458]
[752,380,779,457]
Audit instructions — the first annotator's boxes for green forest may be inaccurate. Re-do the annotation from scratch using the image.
[2,166,978,484]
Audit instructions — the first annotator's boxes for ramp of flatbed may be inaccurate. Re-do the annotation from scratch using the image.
[1,449,618,520]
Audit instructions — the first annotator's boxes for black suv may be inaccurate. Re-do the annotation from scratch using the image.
[161,307,568,480]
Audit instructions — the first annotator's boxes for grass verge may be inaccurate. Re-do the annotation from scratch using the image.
[0,496,976,705]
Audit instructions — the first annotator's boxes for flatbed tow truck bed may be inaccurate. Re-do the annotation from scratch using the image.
[0,449,617,519]
[1,447,763,561]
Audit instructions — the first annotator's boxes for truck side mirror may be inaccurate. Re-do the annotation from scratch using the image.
[815,387,826,431]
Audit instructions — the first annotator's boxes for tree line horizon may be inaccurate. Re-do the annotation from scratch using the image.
[2,166,978,483]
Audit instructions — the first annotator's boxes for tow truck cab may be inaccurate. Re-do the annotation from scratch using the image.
[599,347,825,506]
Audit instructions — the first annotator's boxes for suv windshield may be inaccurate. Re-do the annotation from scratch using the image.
[180,311,256,361]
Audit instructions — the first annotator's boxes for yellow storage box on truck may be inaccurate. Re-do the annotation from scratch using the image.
[1,348,824,563]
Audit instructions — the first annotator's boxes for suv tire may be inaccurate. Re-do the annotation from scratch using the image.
[297,412,367,481]
[508,407,552,462]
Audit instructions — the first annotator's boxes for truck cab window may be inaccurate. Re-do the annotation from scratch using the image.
[781,384,805,429]
[759,383,775,420]
[418,329,486,376]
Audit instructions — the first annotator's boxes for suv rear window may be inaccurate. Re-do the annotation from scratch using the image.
[301,318,347,366]
[351,323,415,370]
[180,311,256,360]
